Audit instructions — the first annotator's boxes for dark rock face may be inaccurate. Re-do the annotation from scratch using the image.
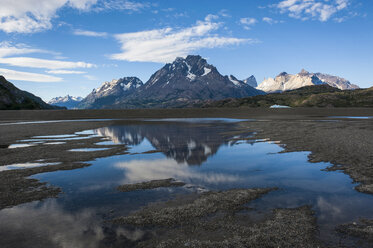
[243,75,257,88]
[0,76,62,110]
[80,55,264,109]
[78,77,143,109]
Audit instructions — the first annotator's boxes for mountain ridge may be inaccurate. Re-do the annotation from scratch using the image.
[48,95,83,109]
[257,69,359,93]
[79,55,264,109]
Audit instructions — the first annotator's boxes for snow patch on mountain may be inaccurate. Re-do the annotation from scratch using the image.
[228,75,241,86]
[202,67,211,76]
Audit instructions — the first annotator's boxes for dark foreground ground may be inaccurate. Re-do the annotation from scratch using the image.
[0,108,373,247]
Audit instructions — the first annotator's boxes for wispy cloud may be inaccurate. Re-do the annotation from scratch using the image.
[262,17,280,24]
[0,42,95,70]
[0,68,62,82]
[240,17,258,30]
[73,29,108,37]
[275,0,350,22]
[0,42,55,57]
[46,70,87,74]
[0,0,149,33]
[110,17,251,63]
[84,75,98,81]
[0,57,95,70]
[0,42,94,82]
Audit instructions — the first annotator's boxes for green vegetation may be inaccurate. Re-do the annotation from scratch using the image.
[201,85,373,108]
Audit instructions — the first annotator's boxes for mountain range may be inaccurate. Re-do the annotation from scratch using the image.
[78,55,264,109]
[0,55,365,110]
[48,95,83,109]
[257,69,359,93]
[0,76,62,110]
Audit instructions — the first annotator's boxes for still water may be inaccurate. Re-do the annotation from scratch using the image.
[0,119,372,247]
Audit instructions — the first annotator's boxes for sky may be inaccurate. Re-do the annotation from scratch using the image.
[0,0,372,101]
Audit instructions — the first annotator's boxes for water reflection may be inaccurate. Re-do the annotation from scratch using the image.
[115,158,240,185]
[1,119,373,248]
[95,123,254,165]
[0,200,144,248]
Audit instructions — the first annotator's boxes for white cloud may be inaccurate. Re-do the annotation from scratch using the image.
[262,17,279,24]
[0,0,147,33]
[73,29,108,37]
[240,17,258,30]
[275,0,350,22]
[84,74,98,81]
[0,68,62,82]
[46,70,87,74]
[0,57,95,70]
[0,41,53,57]
[110,18,250,63]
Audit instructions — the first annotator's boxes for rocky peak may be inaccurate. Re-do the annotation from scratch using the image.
[147,55,216,86]
[243,75,257,88]
[49,95,83,104]
[299,69,310,76]
[94,77,143,94]
[277,72,288,77]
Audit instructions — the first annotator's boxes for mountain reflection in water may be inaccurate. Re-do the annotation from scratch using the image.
[95,122,255,165]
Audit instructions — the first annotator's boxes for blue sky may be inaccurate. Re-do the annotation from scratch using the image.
[0,0,372,101]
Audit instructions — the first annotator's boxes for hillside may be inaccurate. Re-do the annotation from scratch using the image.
[0,76,63,110]
[201,85,373,108]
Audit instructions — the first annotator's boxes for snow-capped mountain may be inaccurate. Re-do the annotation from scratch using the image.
[78,77,143,109]
[48,95,83,109]
[257,69,359,93]
[243,75,257,88]
[108,55,264,108]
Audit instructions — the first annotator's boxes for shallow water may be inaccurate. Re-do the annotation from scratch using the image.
[0,162,61,172]
[0,118,372,247]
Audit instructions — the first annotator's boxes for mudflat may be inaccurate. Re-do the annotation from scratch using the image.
[1,108,373,247]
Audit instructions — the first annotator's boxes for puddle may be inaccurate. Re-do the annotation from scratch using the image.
[43,142,66,145]
[0,162,61,172]
[33,135,78,139]
[68,148,111,152]
[1,119,373,247]
[329,116,373,119]
[8,143,37,149]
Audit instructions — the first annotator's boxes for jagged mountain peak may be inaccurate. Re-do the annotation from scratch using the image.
[277,72,288,77]
[299,69,309,75]
[78,76,143,109]
[48,95,83,109]
[94,77,142,94]
[147,55,216,87]
[243,75,257,88]
[257,69,359,93]
[49,95,83,103]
